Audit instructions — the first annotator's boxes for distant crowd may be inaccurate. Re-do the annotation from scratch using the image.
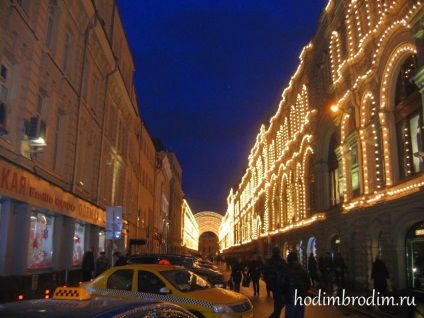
[222,249,391,318]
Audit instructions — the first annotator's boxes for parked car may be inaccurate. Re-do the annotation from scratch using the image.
[196,259,219,271]
[127,254,226,288]
[82,264,253,318]
[0,286,197,318]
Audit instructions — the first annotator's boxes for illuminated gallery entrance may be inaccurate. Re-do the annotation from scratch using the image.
[406,221,424,290]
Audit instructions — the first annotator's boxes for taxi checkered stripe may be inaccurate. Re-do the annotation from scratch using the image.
[85,287,214,309]
[54,288,81,298]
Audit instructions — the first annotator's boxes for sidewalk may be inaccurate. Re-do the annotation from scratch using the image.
[308,285,423,318]
[215,262,423,318]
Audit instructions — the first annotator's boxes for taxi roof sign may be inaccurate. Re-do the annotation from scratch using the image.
[53,287,91,300]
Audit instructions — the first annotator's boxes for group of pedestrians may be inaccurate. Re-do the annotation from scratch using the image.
[263,247,311,318]
[227,248,310,318]
[81,248,128,282]
[306,251,347,293]
[227,248,392,318]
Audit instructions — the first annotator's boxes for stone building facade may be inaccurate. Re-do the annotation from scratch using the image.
[220,0,424,293]
[0,0,165,301]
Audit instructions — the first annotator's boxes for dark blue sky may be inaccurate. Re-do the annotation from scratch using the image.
[117,1,327,215]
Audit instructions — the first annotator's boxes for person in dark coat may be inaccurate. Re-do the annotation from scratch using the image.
[81,247,95,282]
[334,253,347,291]
[307,253,318,288]
[95,251,110,276]
[282,252,311,318]
[263,247,287,318]
[230,256,246,292]
[321,252,334,292]
[247,254,264,296]
[113,251,127,267]
[371,254,390,293]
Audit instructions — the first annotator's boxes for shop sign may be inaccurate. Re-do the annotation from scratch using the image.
[0,159,105,226]
[415,229,424,236]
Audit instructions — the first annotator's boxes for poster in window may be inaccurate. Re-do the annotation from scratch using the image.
[72,223,85,266]
[410,115,423,173]
[27,212,54,269]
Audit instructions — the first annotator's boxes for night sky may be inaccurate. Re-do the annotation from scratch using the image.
[117,1,327,215]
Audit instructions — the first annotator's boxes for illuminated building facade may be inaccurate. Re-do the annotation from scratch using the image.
[181,199,199,253]
[167,152,184,255]
[137,122,156,254]
[221,0,424,292]
[0,0,157,301]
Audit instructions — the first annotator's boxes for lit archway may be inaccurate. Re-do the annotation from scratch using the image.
[194,211,222,237]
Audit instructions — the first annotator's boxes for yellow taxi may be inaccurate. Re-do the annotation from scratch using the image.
[0,286,197,318]
[81,264,253,318]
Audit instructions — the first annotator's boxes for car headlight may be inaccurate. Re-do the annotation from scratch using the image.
[213,304,233,313]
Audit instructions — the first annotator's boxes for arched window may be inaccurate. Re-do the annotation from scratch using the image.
[328,133,341,206]
[331,235,341,259]
[394,54,423,179]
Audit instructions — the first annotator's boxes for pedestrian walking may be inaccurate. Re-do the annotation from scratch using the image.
[263,247,287,318]
[230,256,246,292]
[81,247,95,282]
[321,252,334,292]
[95,251,109,276]
[371,254,390,294]
[247,254,264,296]
[282,252,311,318]
[334,253,347,291]
[307,252,318,288]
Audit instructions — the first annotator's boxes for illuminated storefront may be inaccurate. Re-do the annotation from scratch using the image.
[0,159,105,301]
[406,222,424,291]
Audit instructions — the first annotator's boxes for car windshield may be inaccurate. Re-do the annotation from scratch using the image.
[160,269,212,292]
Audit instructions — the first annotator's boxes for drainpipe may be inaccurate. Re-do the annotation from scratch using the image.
[71,10,98,193]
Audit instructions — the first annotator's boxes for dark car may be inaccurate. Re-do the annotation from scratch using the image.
[127,254,226,288]
[0,286,197,318]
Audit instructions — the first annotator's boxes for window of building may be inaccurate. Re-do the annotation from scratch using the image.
[72,223,85,266]
[331,235,341,259]
[45,0,58,49]
[90,75,99,114]
[63,29,72,73]
[31,93,48,159]
[27,210,54,269]
[394,54,422,179]
[328,133,341,206]
[0,63,9,102]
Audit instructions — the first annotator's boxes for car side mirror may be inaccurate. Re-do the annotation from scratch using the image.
[160,287,171,294]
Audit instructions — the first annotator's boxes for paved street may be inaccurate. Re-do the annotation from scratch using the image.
[216,263,387,318]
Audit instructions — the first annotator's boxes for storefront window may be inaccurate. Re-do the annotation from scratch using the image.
[98,229,106,254]
[331,235,340,259]
[72,223,85,266]
[406,221,424,290]
[27,210,54,269]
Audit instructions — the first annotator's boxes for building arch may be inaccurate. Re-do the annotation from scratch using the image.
[194,211,223,238]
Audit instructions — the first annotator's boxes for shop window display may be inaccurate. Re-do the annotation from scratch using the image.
[27,211,54,269]
[72,223,85,266]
